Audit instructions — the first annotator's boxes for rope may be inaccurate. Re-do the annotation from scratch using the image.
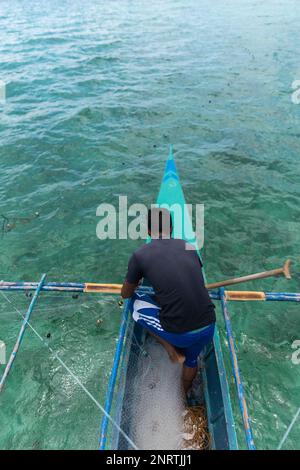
[277,406,300,449]
[0,291,138,450]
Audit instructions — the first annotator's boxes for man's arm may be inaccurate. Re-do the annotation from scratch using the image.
[121,252,143,299]
[121,281,138,299]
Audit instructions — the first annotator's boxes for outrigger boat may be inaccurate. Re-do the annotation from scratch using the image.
[99,149,239,450]
[2,150,297,450]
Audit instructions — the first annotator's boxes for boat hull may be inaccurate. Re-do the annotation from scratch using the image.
[99,300,238,450]
[99,149,238,450]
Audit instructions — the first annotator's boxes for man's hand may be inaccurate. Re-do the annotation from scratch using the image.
[121,281,138,299]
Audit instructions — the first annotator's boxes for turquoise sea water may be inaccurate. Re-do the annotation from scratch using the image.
[1,0,300,449]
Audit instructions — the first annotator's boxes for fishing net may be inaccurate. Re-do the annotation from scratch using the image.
[105,319,210,450]
[1,288,210,450]
[0,289,122,449]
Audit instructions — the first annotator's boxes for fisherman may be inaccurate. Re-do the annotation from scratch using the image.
[121,207,216,395]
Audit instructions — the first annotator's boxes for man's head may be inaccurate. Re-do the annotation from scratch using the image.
[148,207,173,239]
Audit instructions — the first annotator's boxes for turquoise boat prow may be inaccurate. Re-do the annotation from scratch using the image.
[99,148,238,450]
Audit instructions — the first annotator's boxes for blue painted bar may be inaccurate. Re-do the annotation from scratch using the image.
[210,291,300,302]
[98,300,132,449]
[265,292,300,301]
[0,281,84,288]
[0,274,47,393]
[1,281,300,303]
[210,291,221,300]
[0,285,83,292]
[0,282,154,296]
[219,287,256,450]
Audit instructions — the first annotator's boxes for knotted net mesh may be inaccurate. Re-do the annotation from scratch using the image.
[106,321,209,450]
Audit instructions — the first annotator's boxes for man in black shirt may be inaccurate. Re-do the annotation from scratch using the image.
[121,208,215,394]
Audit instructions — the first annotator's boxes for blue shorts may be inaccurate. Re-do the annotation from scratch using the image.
[131,293,215,368]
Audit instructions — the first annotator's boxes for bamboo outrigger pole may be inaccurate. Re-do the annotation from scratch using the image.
[1,283,298,302]
[0,274,46,393]
[219,288,256,450]
[0,260,292,295]
[210,290,300,302]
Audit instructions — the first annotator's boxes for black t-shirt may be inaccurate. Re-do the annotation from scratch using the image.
[125,238,216,334]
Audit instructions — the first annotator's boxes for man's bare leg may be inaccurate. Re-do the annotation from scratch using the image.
[146,329,185,364]
[182,365,198,394]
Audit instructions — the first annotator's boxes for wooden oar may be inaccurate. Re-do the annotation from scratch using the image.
[86,259,292,292]
[206,259,291,290]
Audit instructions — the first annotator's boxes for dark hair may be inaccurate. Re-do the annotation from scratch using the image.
[148,207,172,237]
